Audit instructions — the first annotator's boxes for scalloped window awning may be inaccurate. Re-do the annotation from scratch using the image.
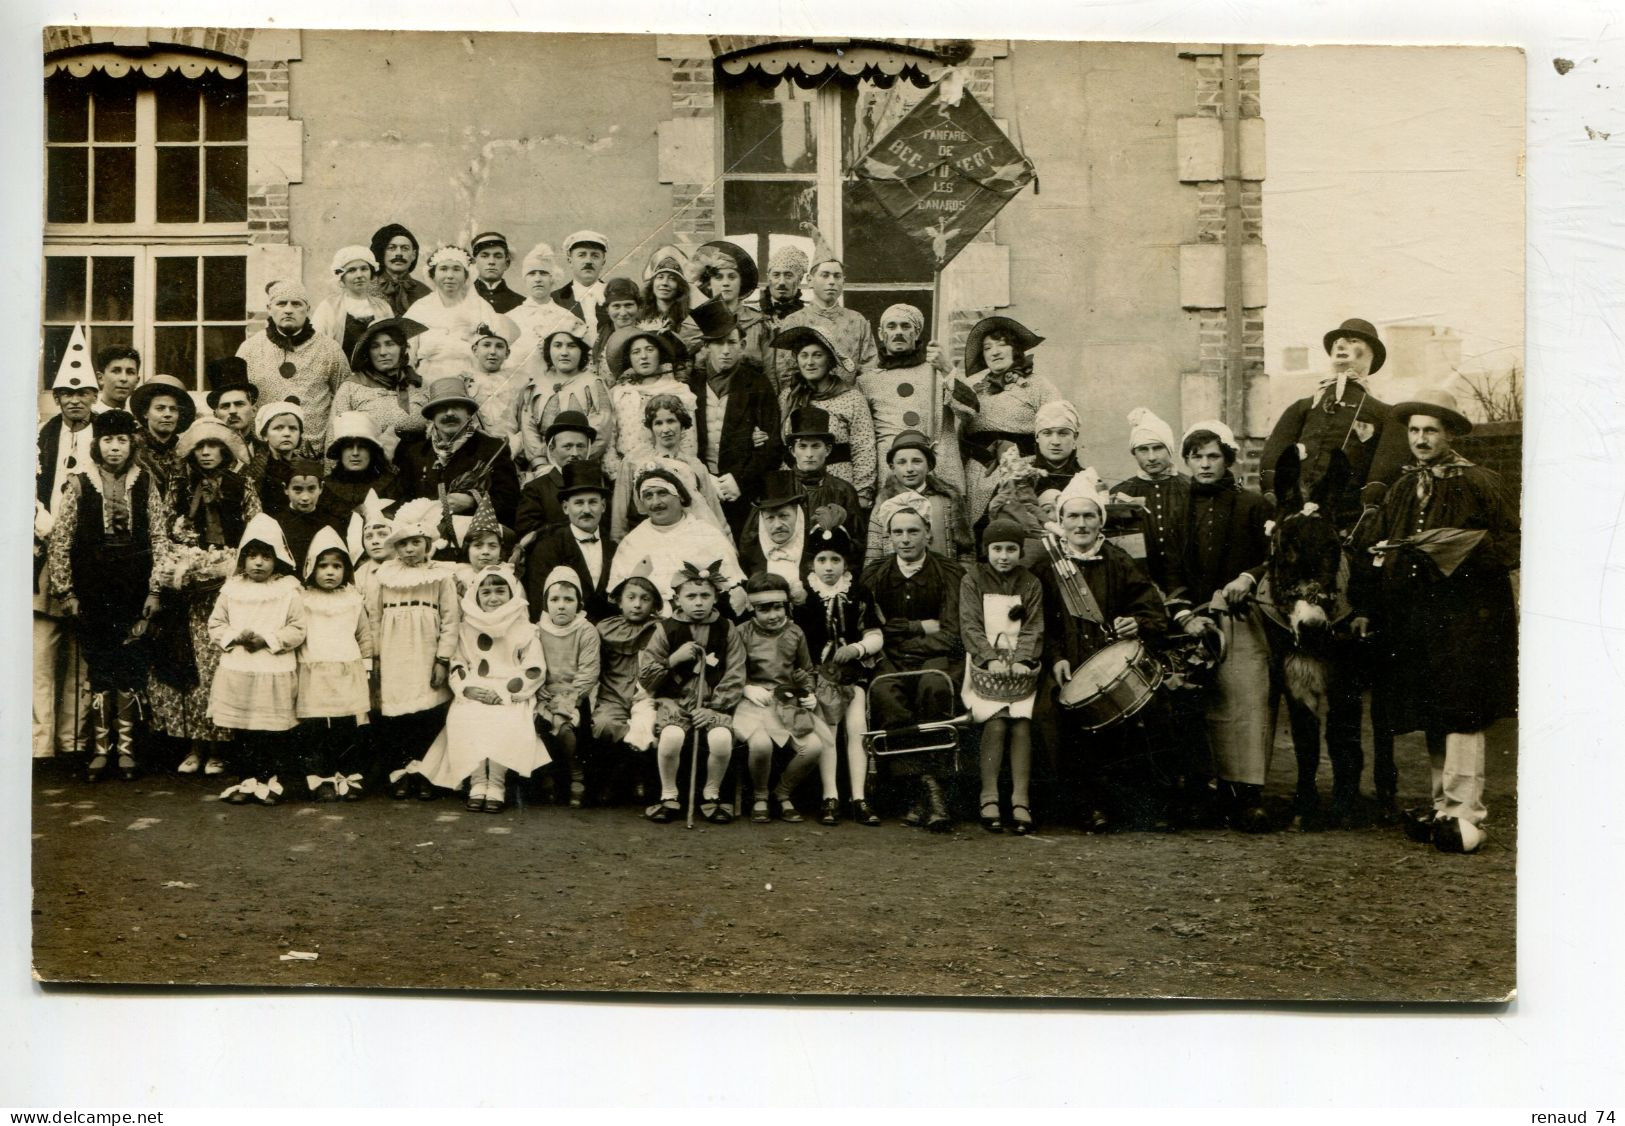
[716,40,946,85]
[44,48,244,81]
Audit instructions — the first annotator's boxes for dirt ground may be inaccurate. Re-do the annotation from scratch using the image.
[31,718,1515,1002]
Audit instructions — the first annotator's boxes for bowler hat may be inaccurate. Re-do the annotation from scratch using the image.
[1322,318,1387,374]
[886,429,937,470]
[964,316,1044,376]
[557,461,611,498]
[544,409,598,444]
[1391,389,1472,436]
[128,374,198,432]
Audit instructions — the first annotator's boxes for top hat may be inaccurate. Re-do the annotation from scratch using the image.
[752,468,805,511]
[205,356,258,409]
[963,316,1044,376]
[544,409,598,444]
[784,405,837,443]
[689,299,738,342]
[1322,318,1387,374]
[1391,388,1473,435]
[128,374,198,432]
[557,460,611,498]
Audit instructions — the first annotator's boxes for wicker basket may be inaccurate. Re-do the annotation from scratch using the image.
[968,661,1039,703]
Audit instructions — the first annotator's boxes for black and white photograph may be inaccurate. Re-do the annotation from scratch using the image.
[8,0,1623,1112]
[25,26,1526,1001]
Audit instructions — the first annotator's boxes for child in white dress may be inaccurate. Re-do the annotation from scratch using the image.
[364,497,460,800]
[411,564,550,814]
[208,513,307,806]
[296,526,375,801]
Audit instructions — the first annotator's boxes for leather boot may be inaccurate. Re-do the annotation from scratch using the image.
[115,692,139,780]
[922,774,952,834]
[86,691,113,782]
[1229,782,1273,833]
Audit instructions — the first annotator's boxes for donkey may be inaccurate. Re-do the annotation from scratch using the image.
[1256,447,1374,828]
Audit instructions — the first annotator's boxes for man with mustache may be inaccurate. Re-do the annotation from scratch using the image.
[1355,390,1518,855]
[370,223,432,318]
[857,303,973,496]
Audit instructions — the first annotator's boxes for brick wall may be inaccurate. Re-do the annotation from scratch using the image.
[1453,421,1523,512]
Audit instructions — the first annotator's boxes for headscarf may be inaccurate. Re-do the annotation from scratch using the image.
[1034,400,1080,436]
[330,245,378,275]
[266,279,310,306]
[875,490,933,535]
[757,503,806,588]
[1181,418,1239,457]
[880,303,925,338]
[425,245,474,278]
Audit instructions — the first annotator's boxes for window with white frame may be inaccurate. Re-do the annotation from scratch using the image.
[42,60,249,390]
[718,67,938,329]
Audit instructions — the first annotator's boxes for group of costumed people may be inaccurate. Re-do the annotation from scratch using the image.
[32,214,1517,854]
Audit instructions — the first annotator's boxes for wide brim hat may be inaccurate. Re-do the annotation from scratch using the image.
[752,469,805,511]
[695,240,758,297]
[420,375,480,419]
[1391,389,1473,435]
[544,409,598,444]
[886,429,937,470]
[784,405,837,442]
[604,326,676,380]
[689,298,737,342]
[175,416,249,467]
[773,325,856,380]
[350,317,427,372]
[326,410,387,459]
[204,355,257,409]
[128,374,198,431]
[557,460,611,498]
[1322,317,1387,374]
[964,316,1044,376]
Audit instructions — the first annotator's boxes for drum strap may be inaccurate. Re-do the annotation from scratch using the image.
[1065,570,1107,628]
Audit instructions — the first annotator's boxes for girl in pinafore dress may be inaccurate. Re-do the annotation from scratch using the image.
[533,566,602,808]
[735,572,837,826]
[410,564,550,814]
[958,515,1045,835]
[296,525,375,801]
[365,497,460,800]
[957,317,1059,524]
[208,513,307,805]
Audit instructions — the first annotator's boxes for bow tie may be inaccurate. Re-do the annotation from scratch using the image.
[575,534,599,544]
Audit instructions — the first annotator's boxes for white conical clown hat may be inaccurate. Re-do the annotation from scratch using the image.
[237,512,296,570]
[302,524,350,581]
[345,488,394,563]
[50,325,96,392]
[1056,466,1111,517]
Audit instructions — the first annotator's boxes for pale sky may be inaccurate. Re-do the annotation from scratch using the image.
[1262,46,1525,403]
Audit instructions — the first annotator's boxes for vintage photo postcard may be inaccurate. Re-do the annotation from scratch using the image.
[29,28,1522,1002]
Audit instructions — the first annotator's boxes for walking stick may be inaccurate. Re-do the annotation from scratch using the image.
[684,645,707,830]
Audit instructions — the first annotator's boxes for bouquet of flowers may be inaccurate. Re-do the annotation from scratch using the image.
[156,515,235,591]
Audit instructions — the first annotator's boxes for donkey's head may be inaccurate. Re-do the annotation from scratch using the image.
[1267,445,1351,650]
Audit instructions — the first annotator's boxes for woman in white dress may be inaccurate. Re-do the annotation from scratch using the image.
[404,245,490,382]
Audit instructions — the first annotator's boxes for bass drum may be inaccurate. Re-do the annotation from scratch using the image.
[1056,638,1164,731]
